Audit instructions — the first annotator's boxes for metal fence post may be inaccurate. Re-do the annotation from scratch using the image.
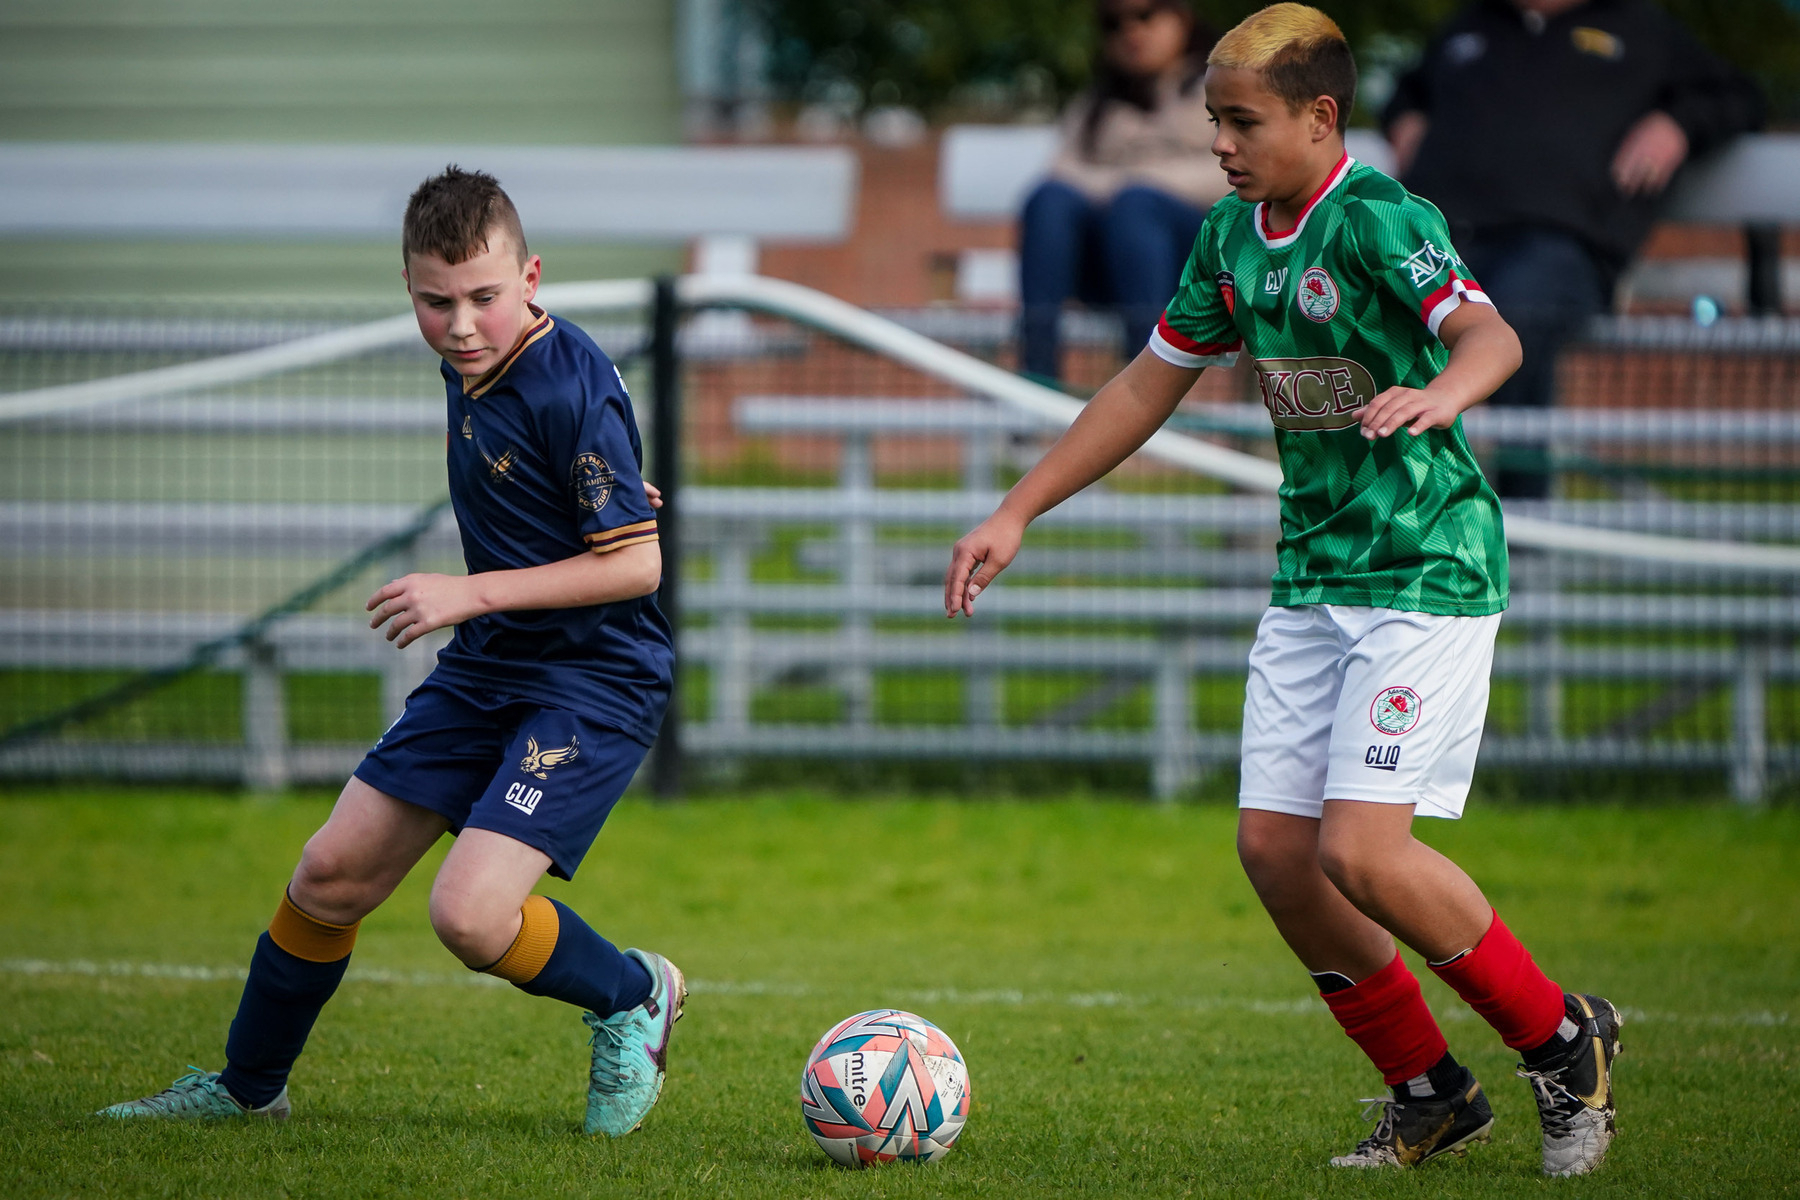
[1731,639,1768,806]
[840,432,875,730]
[1152,633,1197,803]
[716,535,752,742]
[650,276,683,799]
[1528,627,1563,743]
[242,638,288,794]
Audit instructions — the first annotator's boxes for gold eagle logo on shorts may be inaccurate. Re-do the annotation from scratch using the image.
[519,734,580,779]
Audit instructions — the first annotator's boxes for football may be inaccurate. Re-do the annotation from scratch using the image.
[799,1009,971,1166]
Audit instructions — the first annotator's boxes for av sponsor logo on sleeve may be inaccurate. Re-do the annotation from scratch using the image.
[1400,240,1459,289]
[1254,357,1378,431]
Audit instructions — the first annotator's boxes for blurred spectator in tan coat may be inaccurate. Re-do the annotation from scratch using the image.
[1019,0,1229,381]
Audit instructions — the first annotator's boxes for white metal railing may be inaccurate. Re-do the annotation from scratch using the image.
[3,276,1798,800]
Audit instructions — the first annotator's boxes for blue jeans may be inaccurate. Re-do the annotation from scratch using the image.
[1459,227,1610,499]
[1018,179,1207,381]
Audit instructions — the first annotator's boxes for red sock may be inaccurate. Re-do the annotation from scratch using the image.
[1320,953,1448,1086]
[1429,910,1565,1051]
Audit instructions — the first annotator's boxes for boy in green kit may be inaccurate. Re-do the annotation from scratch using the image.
[946,4,1621,1177]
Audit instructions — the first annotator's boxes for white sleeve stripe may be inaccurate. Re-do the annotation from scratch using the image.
[1424,280,1493,338]
[1149,328,1238,369]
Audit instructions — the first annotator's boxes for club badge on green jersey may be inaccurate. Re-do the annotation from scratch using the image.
[1296,267,1340,323]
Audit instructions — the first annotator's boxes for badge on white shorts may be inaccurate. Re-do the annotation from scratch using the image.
[1370,685,1422,735]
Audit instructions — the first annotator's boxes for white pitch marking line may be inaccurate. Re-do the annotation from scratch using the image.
[1,959,1788,1028]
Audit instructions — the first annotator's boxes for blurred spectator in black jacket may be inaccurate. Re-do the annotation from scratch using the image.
[1384,0,1763,497]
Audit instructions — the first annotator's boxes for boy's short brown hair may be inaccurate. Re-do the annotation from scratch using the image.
[1207,3,1356,133]
[402,165,529,266]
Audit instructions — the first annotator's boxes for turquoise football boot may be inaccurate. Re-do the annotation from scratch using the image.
[582,949,686,1136]
[96,1066,289,1120]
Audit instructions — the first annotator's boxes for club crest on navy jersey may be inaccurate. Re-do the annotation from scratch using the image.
[571,452,616,512]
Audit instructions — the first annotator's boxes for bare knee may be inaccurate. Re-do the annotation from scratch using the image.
[1237,814,1325,907]
[291,835,382,923]
[428,886,517,968]
[1317,829,1384,906]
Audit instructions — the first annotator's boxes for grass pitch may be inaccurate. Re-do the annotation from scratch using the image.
[2,791,1795,1198]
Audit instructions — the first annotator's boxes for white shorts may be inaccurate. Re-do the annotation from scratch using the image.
[1238,604,1501,821]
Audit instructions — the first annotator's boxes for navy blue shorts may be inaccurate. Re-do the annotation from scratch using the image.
[353,674,650,880]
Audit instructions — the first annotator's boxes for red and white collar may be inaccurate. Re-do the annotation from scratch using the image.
[1255,154,1354,250]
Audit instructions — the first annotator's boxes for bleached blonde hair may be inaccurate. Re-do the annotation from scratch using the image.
[1208,4,1356,131]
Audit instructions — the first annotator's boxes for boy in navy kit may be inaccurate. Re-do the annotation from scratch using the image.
[101,167,683,1137]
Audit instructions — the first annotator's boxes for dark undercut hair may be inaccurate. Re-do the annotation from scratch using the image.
[1208,4,1357,133]
[402,165,528,266]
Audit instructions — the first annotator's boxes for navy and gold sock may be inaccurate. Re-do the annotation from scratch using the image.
[218,890,358,1108]
[481,896,652,1017]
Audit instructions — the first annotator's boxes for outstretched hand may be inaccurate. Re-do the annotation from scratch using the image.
[367,573,483,648]
[944,512,1026,618]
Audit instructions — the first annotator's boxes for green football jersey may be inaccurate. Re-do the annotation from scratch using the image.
[1152,155,1508,616]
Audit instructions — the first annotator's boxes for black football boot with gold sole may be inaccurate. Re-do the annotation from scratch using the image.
[1329,1067,1495,1168]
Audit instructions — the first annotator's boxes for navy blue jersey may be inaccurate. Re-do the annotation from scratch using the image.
[431,307,672,746]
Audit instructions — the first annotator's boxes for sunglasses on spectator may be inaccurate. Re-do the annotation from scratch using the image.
[1101,6,1164,33]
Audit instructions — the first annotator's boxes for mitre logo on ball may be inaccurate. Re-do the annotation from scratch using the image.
[800,1010,970,1166]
